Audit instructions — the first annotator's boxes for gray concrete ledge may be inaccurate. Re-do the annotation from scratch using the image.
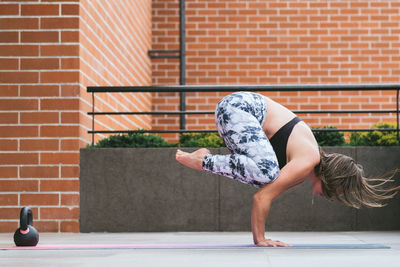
[80,147,400,232]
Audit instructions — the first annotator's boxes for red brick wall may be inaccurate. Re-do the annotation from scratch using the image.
[0,0,152,233]
[1,0,399,233]
[152,0,399,141]
[79,0,152,144]
[0,0,80,233]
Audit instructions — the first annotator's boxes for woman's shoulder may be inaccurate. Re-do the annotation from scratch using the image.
[287,123,320,166]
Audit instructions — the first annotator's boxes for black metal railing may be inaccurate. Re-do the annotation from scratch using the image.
[87,84,400,146]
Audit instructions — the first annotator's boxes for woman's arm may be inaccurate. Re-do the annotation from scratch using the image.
[252,196,285,246]
[251,159,316,246]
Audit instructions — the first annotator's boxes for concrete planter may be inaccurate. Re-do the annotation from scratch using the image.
[80,147,400,232]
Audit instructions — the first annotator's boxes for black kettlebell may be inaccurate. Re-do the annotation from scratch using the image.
[14,207,39,246]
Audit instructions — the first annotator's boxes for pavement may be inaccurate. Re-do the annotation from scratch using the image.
[1,231,400,267]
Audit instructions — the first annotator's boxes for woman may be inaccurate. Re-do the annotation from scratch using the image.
[175,91,399,247]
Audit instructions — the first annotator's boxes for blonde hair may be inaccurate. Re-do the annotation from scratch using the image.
[314,148,400,208]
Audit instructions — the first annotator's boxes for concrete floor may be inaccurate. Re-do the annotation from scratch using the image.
[0,232,399,267]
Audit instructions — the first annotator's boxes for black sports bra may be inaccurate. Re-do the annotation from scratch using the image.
[269,117,302,169]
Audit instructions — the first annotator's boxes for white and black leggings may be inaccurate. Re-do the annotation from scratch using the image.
[202,92,280,188]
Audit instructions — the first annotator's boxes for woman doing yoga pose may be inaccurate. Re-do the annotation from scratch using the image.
[176,92,399,247]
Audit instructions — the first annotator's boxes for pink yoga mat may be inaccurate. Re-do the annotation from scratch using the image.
[4,244,255,250]
[2,243,390,250]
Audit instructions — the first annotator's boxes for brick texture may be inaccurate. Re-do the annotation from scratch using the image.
[1,0,399,233]
[0,1,80,233]
[79,0,152,146]
[0,0,152,233]
[152,0,399,141]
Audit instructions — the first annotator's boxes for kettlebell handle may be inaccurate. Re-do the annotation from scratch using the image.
[20,207,33,231]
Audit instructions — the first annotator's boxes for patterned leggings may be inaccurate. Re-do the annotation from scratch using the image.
[202,92,280,188]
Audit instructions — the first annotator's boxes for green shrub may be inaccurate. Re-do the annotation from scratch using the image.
[179,132,225,148]
[92,130,175,148]
[312,126,346,146]
[349,122,399,146]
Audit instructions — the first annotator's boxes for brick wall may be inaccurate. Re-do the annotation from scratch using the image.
[79,0,152,144]
[1,0,399,233]
[0,0,152,233]
[0,0,80,233]
[152,0,399,142]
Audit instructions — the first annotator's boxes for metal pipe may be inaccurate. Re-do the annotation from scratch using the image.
[148,50,181,53]
[179,0,186,130]
[149,55,181,59]
[88,128,399,135]
[91,92,95,146]
[148,50,180,59]
[397,88,399,141]
[87,84,400,93]
[88,109,397,116]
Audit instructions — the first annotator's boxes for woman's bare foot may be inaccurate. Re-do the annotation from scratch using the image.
[176,148,210,170]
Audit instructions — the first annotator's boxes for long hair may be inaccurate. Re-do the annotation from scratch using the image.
[314,147,400,208]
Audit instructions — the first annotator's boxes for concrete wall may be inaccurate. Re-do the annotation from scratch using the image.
[80,147,400,232]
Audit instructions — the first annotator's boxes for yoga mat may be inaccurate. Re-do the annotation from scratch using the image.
[1,243,390,250]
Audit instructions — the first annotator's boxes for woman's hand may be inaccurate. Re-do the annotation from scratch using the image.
[256,239,291,247]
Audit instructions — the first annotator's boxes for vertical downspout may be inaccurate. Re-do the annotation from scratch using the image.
[179,0,186,130]
[397,88,399,141]
[91,92,95,146]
